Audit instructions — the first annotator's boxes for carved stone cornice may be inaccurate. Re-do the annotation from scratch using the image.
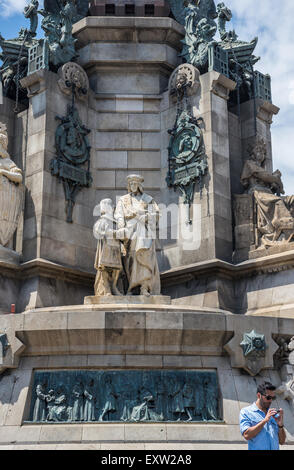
[161,250,294,287]
[20,69,49,98]
[0,257,95,285]
[209,71,236,100]
[256,99,280,124]
[72,16,184,51]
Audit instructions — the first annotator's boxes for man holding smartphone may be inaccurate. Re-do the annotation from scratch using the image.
[239,381,286,450]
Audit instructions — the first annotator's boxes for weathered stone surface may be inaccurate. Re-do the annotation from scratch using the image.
[1,9,294,450]
[95,151,128,169]
[127,151,161,170]
[84,295,171,305]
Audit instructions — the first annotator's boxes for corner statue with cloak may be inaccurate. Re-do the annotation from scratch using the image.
[115,174,161,296]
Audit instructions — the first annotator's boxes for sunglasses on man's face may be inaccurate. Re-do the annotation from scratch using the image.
[262,394,276,401]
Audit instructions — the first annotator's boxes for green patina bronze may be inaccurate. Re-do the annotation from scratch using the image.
[167,0,217,27]
[240,330,267,359]
[167,73,208,224]
[23,0,39,39]
[0,0,89,101]
[179,1,217,73]
[29,369,221,423]
[0,0,40,101]
[167,110,207,216]
[39,0,89,70]
[171,0,271,106]
[39,0,78,70]
[50,82,91,223]
[0,334,9,359]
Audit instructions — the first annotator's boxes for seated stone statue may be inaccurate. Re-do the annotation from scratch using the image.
[0,123,22,184]
[0,122,23,250]
[241,138,294,247]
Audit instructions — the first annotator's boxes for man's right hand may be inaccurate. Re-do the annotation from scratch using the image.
[264,408,278,423]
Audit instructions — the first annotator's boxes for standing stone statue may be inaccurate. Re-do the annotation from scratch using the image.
[93,198,123,296]
[114,174,161,296]
[0,123,23,249]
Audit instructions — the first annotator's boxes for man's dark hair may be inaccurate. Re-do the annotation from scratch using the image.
[257,381,276,395]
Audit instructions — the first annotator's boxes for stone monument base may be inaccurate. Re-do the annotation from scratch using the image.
[0,304,294,449]
[84,295,171,305]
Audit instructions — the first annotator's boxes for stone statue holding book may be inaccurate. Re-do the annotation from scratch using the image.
[92,174,161,299]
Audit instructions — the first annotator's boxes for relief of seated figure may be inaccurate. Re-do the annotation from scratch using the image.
[241,138,294,247]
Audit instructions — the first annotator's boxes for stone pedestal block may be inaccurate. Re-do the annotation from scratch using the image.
[160,70,236,273]
[84,295,171,305]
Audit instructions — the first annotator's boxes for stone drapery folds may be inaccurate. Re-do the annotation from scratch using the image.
[240,138,294,248]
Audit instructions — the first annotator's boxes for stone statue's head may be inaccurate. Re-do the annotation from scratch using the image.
[100,198,113,216]
[127,174,144,194]
[248,138,267,165]
[0,123,8,154]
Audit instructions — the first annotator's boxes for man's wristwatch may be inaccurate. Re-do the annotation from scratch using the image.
[278,425,284,428]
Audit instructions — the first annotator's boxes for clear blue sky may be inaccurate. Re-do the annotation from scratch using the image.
[0,2,43,39]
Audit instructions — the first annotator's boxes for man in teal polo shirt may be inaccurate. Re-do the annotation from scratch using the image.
[239,381,286,450]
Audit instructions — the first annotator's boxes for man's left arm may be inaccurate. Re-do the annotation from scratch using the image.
[278,426,286,445]
[276,409,286,445]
